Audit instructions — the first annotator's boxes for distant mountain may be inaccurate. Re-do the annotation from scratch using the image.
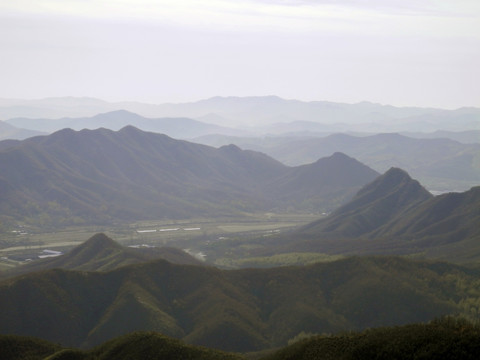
[266,152,379,212]
[1,233,203,280]
[2,255,479,351]
[196,132,480,191]
[1,96,479,132]
[285,169,480,262]
[0,127,376,227]
[6,110,242,139]
[0,120,44,141]
[402,130,480,144]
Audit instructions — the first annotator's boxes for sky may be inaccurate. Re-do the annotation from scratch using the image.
[1,0,480,109]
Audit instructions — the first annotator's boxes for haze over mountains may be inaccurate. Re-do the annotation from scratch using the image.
[2,96,478,192]
[195,132,480,192]
[1,96,480,132]
[0,96,480,358]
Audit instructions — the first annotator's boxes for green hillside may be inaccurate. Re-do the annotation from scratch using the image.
[2,252,480,352]
[3,318,480,359]
[0,332,243,360]
[263,317,480,360]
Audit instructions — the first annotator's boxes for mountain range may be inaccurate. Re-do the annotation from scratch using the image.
[194,132,480,192]
[5,110,242,139]
[279,168,480,262]
[0,120,44,141]
[0,126,379,227]
[2,234,480,352]
[1,96,479,131]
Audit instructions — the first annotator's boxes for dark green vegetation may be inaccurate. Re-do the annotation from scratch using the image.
[0,332,243,360]
[3,318,480,359]
[195,132,480,192]
[2,235,480,352]
[0,126,378,228]
[263,317,480,360]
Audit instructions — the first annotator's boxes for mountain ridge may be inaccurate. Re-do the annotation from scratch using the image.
[278,169,480,262]
[0,126,378,226]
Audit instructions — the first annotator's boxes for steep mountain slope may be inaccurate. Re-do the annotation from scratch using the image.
[1,233,203,279]
[379,186,480,251]
[283,169,480,262]
[301,167,433,237]
[0,127,377,226]
[1,254,479,352]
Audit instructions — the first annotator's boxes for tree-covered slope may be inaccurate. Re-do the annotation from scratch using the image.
[263,317,480,360]
[3,318,480,359]
[1,255,480,352]
[0,332,243,360]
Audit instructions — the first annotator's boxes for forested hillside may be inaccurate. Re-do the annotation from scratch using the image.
[2,238,480,352]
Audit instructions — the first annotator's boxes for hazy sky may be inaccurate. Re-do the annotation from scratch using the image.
[1,0,479,108]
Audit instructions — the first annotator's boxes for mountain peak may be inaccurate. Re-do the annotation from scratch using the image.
[301,167,432,238]
[356,167,421,198]
[219,143,242,153]
[70,233,122,255]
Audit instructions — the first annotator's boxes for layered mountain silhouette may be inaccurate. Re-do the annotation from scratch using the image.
[1,235,478,352]
[2,96,479,132]
[0,121,44,141]
[6,110,241,138]
[0,126,378,226]
[196,132,480,191]
[286,168,480,261]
